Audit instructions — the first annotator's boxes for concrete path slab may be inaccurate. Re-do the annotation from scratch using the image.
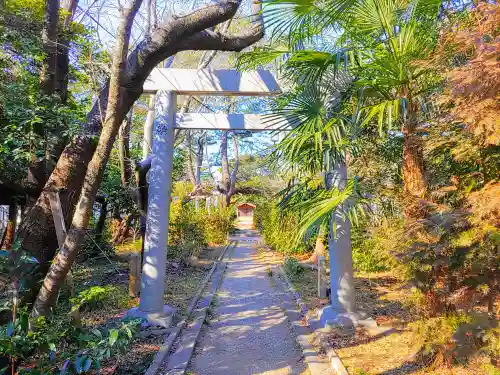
[188,231,309,375]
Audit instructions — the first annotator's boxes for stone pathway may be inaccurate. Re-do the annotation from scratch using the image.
[187,230,309,375]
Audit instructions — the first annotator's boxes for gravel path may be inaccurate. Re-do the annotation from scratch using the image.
[187,230,308,375]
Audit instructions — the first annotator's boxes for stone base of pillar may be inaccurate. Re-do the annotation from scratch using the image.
[127,305,175,328]
[319,305,378,331]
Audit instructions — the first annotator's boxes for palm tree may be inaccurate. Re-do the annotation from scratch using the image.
[242,0,443,219]
[266,69,366,320]
[236,0,444,323]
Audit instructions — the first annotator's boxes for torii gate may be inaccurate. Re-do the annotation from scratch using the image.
[127,68,356,328]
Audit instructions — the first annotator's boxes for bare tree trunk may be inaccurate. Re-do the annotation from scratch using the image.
[31,0,143,317]
[55,0,78,103]
[19,0,264,300]
[1,201,17,250]
[220,131,239,205]
[39,0,59,95]
[186,130,197,185]
[195,134,205,184]
[27,0,61,189]
[226,132,239,204]
[119,109,133,186]
[220,131,230,200]
[19,136,96,274]
[94,197,108,244]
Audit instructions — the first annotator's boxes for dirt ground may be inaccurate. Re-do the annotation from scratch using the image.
[68,244,226,374]
[285,267,493,375]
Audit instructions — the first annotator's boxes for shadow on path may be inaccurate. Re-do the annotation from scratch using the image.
[188,230,307,375]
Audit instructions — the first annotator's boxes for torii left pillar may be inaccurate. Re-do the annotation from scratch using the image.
[127,90,176,327]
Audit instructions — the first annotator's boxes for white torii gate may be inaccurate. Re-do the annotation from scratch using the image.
[127,68,356,328]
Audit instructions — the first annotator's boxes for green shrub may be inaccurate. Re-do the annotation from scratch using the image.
[351,218,403,273]
[200,207,234,245]
[411,313,495,364]
[168,182,234,261]
[70,285,128,312]
[254,202,309,255]
[0,309,140,374]
[283,257,304,281]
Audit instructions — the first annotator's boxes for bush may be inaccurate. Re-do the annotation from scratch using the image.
[254,202,309,255]
[168,182,234,262]
[351,218,403,273]
[200,207,234,245]
[283,257,304,281]
[70,285,129,313]
[0,309,140,374]
[411,313,494,365]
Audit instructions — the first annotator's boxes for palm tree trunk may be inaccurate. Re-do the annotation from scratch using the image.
[31,0,143,317]
[402,121,427,219]
[304,230,326,265]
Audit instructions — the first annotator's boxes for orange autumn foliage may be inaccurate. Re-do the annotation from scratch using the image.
[436,2,500,145]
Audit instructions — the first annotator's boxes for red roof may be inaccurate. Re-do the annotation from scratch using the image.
[236,203,256,208]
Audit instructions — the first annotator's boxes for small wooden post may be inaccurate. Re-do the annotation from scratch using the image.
[48,190,81,326]
[206,197,211,214]
[318,256,327,298]
[129,253,140,297]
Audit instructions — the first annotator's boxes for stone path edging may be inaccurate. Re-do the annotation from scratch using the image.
[276,266,350,375]
[144,241,235,375]
[163,261,228,374]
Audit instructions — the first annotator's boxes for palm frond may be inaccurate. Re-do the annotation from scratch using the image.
[360,98,403,135]
[263,0,357,43]
[236,47,289,71]
[293,178,364,243]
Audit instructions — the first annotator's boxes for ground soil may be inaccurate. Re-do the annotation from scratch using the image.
[66,243,225,374]
[284,266,493,375]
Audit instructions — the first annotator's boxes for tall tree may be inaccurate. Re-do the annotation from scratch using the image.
[18,0,264,296]
[27,0,61,190]
[32,0,144,317]
[220,131,239,205]
[242,0,444,219]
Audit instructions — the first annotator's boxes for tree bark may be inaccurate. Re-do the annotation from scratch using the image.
[27,0,61,190]
[186,130,197,185]
[18,136,95,271]
[227,132,239,204]
[94,197,108,244]
[39,0,59,95]
[304,230,326,265]
[195,136,204,185]
[31,0,143,317]
[19,0,264,300]
[220,131,239,205]
[0,201,17,250]
[55,0,78,103]
[119,109,133,186]
[220,131,230,198]
[402,122,427,219]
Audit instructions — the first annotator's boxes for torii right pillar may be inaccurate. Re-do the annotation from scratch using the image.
[319,161,377,329]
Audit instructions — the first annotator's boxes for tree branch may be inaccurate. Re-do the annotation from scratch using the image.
[178,0,263,52]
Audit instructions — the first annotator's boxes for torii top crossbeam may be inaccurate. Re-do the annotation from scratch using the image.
[143,68,281,96]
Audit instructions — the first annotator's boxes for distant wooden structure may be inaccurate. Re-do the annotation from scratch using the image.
[236,203,256,218]
[236,203,256,229]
